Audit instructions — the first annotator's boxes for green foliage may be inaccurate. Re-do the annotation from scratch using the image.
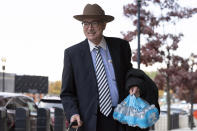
[145,71,157,80]
[48,81,61,95]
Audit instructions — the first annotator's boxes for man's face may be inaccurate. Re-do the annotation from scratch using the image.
[82,18,106,44]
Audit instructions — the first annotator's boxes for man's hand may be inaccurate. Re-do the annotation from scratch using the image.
[70,114,83,128]
[129,86,140,97]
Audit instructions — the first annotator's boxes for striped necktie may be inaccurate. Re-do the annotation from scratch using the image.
[95,46,112,116]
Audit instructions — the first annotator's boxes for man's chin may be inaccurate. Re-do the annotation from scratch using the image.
[87,35,95,38]
[87,37,96,41]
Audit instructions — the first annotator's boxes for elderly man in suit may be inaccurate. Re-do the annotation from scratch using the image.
[60,4,147,131]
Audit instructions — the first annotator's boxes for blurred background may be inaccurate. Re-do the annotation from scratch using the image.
[1,0,197,130]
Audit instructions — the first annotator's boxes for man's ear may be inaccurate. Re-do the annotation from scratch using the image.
[103,23,107,30]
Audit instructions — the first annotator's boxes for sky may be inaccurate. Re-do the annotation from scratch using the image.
[0,0,197,81]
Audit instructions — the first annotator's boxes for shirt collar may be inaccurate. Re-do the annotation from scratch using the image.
[88,37,107,52]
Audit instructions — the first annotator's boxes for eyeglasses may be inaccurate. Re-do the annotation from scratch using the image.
[82,21,101,28]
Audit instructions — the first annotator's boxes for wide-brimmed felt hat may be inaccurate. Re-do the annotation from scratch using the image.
[73,4,114,22]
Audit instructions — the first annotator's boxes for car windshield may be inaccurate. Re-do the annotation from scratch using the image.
[24,98,37,112]
[0,96,37,113]
[0,97,9,107]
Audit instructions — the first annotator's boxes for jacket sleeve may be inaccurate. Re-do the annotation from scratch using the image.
[125,68,146,96]
[60,49,79,121]
[125,68,160,113]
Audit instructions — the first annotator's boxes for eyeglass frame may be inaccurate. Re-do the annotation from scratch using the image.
[82,21,103,28]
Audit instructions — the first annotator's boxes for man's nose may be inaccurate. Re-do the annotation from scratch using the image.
[87,23,94,29]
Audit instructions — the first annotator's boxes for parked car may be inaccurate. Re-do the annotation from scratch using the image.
[0,92,38,131]
[160,107,188,115]
[38,95,63,114]
[37,95,68,129]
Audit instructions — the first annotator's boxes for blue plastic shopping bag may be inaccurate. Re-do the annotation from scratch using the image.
[113,95,159,128]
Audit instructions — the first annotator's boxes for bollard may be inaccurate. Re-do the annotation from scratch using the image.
[0,107,7,131]
[54,108,66,131]
[170,113,179,129]
[188,114,195,129]
[15,107,30,131]
[37,108,50,131]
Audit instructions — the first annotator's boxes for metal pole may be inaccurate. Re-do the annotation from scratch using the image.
[167,74,171,130]
[2,65,5,92]
[190,61,195,129]
[1,57,6,92]
[137,0,141,69]
[167,48,171,130]
[190,88,194,129]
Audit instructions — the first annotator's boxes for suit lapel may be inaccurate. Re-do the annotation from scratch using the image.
[80,39,98,86]
[79,38,122,89]
[105,37,121,88]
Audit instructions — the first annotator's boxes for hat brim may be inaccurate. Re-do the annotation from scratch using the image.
[73,15,114,23]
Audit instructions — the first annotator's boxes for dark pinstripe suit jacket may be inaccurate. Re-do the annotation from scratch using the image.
[60,37,132,131]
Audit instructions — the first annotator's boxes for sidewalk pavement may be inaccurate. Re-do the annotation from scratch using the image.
[171,127,197,131]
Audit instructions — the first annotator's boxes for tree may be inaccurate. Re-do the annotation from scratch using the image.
[156,54,197,101]
[145,71,157,80]
[123,0,197,129]
[48,81,61,95]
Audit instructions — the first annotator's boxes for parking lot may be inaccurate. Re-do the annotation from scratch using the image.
[1,92,197,131]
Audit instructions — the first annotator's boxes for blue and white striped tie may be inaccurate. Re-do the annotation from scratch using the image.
[95,46,112,116]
